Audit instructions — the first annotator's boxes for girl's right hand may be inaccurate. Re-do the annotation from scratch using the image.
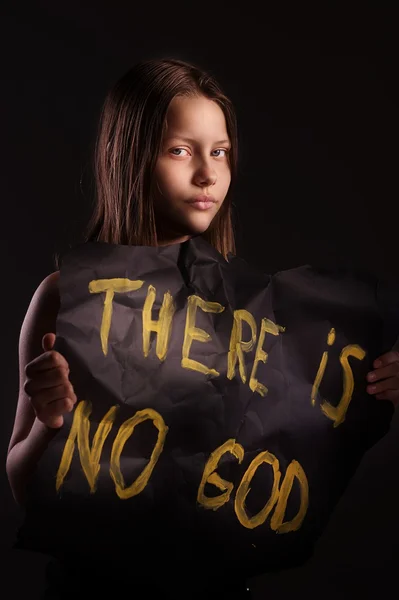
[23,332,77,429]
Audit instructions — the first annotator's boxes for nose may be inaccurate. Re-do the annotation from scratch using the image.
[193,164,217,188]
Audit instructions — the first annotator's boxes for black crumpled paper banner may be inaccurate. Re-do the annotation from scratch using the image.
[16,235,399,580]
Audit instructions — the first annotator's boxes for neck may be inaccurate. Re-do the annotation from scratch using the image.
[156,231,192,247]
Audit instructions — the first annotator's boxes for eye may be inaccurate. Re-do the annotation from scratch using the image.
[168,147,230,158]
[169,147,189,156]
[212,149,229,157]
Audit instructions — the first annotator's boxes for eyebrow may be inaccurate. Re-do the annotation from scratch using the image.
[165,136,231,146]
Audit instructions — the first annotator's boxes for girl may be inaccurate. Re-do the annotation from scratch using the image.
[6,57,399,599]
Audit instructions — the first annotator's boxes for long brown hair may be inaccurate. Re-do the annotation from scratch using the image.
[56,57,238,268]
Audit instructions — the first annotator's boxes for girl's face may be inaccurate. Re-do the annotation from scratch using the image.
[153,94,232,245]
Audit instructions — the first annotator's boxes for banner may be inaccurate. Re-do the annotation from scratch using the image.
[18,236,399,580]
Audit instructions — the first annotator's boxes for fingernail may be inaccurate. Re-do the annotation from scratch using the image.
[367,372,376,381]
[374,360,382,368]
[368,385,376,393]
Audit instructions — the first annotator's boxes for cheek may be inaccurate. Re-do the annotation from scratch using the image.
[154,162,181,195]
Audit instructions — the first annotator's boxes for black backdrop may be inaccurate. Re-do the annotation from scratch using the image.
[1,3,398,598]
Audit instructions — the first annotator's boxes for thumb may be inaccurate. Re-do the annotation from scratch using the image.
[42,333,56,353]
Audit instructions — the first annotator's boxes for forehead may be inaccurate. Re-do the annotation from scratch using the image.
[164,95,228,136]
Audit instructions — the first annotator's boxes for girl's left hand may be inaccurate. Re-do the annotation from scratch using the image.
[366,350,399,406]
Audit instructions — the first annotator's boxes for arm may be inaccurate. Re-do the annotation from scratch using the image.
[6,270,61,507]
[6,417,60,507]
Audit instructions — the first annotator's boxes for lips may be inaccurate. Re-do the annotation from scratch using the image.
[185,194,217,211]
[186,194,216,204]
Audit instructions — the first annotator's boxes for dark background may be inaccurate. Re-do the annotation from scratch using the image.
[1,3,398,598]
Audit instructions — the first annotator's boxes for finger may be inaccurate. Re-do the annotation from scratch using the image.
[31,382,76,409]
[24,367,70,396]
[367,362,399,382]
[373,350,399,369]
[367,376,399,395]
[41,397,75,418]
[25,351,70,377]
[42,333,56,353]
[36,398,74,427]
[46,415,64,429]
[376,390,399,406]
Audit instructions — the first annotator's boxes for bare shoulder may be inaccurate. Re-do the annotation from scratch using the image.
[39,269,60,295]
[22,270,61,332]
[21,268,61,342]
[7,270,61,454]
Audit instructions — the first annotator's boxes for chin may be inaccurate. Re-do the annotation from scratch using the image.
[183,222,212,237]
[181,213,216,235]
